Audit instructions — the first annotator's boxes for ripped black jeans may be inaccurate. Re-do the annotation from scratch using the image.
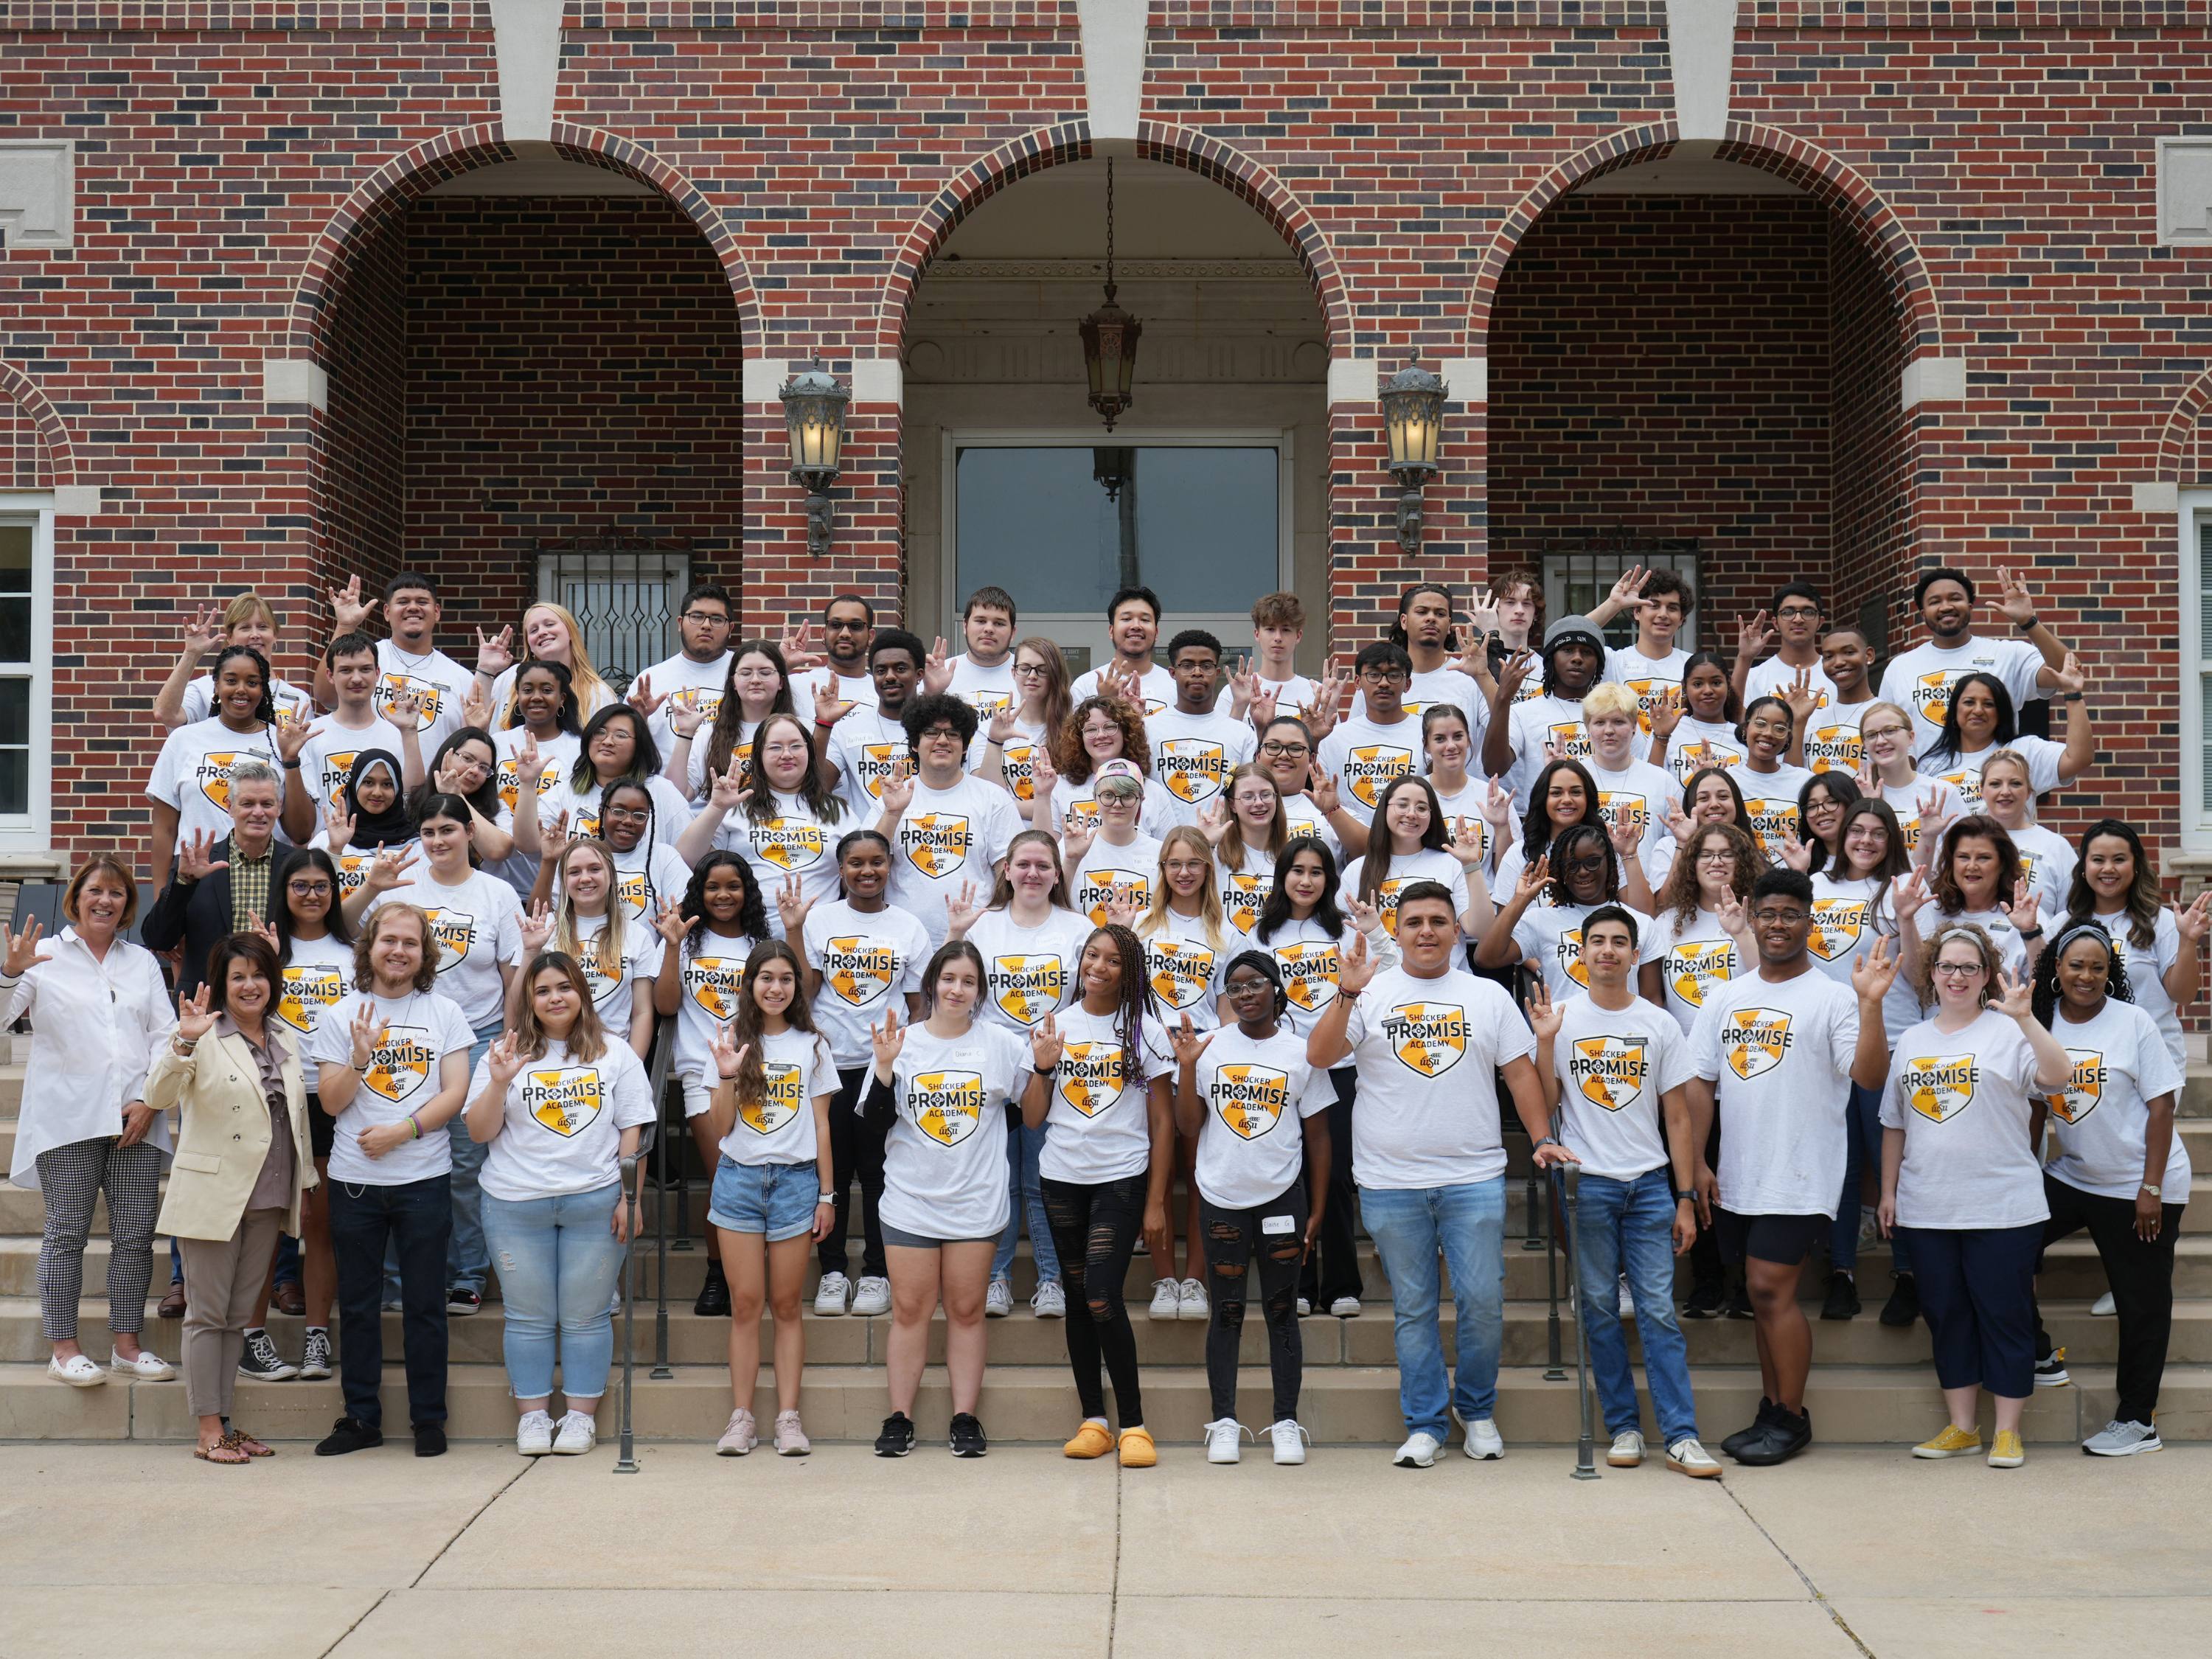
[1200,1180,1309,1425]
[1040,1172,1148,1427]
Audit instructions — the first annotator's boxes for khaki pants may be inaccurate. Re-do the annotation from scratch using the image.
[178,1209,286,1419]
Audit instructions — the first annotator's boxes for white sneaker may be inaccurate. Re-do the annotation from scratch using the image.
[1618,1277,1635,1319]
[850,1276,891,1316]
[48,1353,105,1388]
[1295,1296,1311,1316]
[1607,1428,1644,1467]
[1204,1417,1251,1464]
[551,1411,596,1455]
[1666,1436,1723,1478]
[1329,1295,1361,1318]
[516,1409,555,1455]
[1032,1279,1067,1319]
[813,1270,852,1315]
[2091,1291,2118,1316]
[984,1279,1014,1318]
[1178,1278,1209,1321]
[1148,1278,1181,1320]
[1453,1409,1504,1460]
[1393,1430,1443,1468]
[109,1349,175,1381]
[1270,1418,1310,1465]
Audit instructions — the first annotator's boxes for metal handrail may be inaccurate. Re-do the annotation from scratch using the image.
[1550,1164,1600,1480]
[614,1015,677,1474]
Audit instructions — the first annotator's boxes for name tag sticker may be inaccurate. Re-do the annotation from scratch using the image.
[1261,1214,1296,1236]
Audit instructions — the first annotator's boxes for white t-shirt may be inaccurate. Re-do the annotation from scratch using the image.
[474,1035,655,1200]
[1144,706,1257,824]
[1879,636,2048,758]
[494,727,577,816]
[1502,695,1599,806]
[1805,874,1921,1042]
[797,666,875,717]
[307,987,476,1186]
[1279,792,1340,860]
[1340,966,1536,1189]
[1745,654,1837,714]
[1918,734,2065,817]
[1428,777,1496,874]
[296,716,409,819]
[1604,644,1688,736]
[1048,773,1180,841]
[1191,1024,1329,1211]
[634,650,730,754]
[1136,910,1231,1029]
[529,911,659,1040]
[366,868,524,1029]
[2044,997,2191,1204]
[1877,775,1966,859]
[668,928,765,1085]
[1551,993,1695,1181]
[802,898,932,1068]
[1879,1009,2050,1230]
[1317,710,1425,815]
[683,720,765,804]
[1638,905,1749,1037]
[372,641,475,754]
[968,905,1093,1037]
[970,715,1047,808]
[1660,717,1747,785]
[1512,900,1654,1004]
[946,653,1018,726]
[1801,703,1868,776]
[2006,822,2076,916]
[2077,907,2185,1070]
[1734,763,1812,862]
[274,932,355,1054]
[537,772,692,847]
[147,717,282,852]
[1245,915,1379,1038]
[1688,968,1859,1219]
[711,792,846,936]
[1069,661,1176,718]
[1040,1002,1174,1186]
[887,774,1021,947]
[878,1021,1033,1239]
[1341,849,1470,941]
[1585,756,1676,866]
[1069,832,1164,928]
[715,1026,838,1169]
[1216,844,1278,937]
[1254,673,1321,726]
[827,705,911,813]
[1403,667,1489,747]
[181,672,316,728]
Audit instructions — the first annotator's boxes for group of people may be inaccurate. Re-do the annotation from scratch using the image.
[6,556,2195,1473]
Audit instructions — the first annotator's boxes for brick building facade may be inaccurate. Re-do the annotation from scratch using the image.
[0,0,2206,871]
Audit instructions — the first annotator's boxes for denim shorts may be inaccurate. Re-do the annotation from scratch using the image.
[708,1155,818,1242]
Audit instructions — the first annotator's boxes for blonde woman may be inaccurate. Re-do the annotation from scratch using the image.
[156,590,316,728]
[515,839,658,1062]
[476,602,616,723]
[1204,763,1286,935]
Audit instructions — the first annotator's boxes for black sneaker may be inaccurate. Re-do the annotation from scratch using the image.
[298,1327,333,1380]
[2034,1346,2072,1388]
[874,1411,917,1457]
[1682,1281,1725,1320]
[414,1422,448,1457]
[445,1287,482,1317]
[316,1416,383,1456]
[1720,1397,1778,1458]
[949,1411,988,1458]
[1879,1273,1920,1328]
[1721,1281,1753,1320]
[237,1328,299,1381]
[694,1264,732,1319]
[1731,1404,1812,1466]
[1820,1271,1860,1322]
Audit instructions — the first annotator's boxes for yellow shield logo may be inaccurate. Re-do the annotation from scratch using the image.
[1211,1062,1289,1140]
[1570,1037,1648,1113]
[1557,927,1590,989]
[1374,877,1416,940]
[1001,742,1037,804]
[1147,940,1217,1012]
[276,966,344,1037]
[669,687,724,721]
[1057,1043,1126,1117]
[374,674,444,732]
[1222,872,1273,935]
[1077,869,1149,927]
[1545,721,1593,759]
[856,743,908,801]
[1904,1054,1977,1124]
[1741,798,1798,858]
[738,1062,804,1136]
[361,1026,434,1102]
[495,755,562,814]
[901,813,974,880]
[1385,1001,1467,1078]
[1596,791,1649,841]
[421,908,475,970]
[991,954,1066,1027]
[1911,671,1956,726]
[613,870,658,922]
[685,956,744,1021]
[336,855,369,900]
[753,818,828,873]
[1063,797,1102,832]
[823,936,897,1009]
[1621,677,1676,734]
[1804,725,1862,775]
[911,1070,984,1147]
[1158,740,1229,807]
[1275,942,1340,1014]
[2048,1048,2104,1124]
[320,750,360,808]
[1666,941,1739,1009]
[1722,1009,1793,1080]
[1342,744,1416,810]
[1808,899,1866,962]
[961,689,1014,719]
[197,752,241,811]
[524,1066,605,1138]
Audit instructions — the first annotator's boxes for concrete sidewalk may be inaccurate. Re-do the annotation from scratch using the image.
[2,1440,2208,1657]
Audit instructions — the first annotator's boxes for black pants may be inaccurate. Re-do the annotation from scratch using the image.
[1041,1172,1148,1427]
[819,1065,889,1279]
[1298,1066,1363,1305]
[1201,1180,1308,1423]
[329,1174,452,1430]
[2033,1174,2184,1425]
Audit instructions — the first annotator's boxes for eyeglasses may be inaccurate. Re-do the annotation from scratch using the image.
[1360,667,1409,684]
[1261,741,1310,758]
[602,804,651,823]
[1931,961,1986,979]
[287,880,333,896]
[917,727,964,742]
[679,610,730,625]
[1012,662,1048,677]
[1750,908,1809,925]
[824,618,871,633]
[1694,851,1736,865]
[1776,605,1822,620]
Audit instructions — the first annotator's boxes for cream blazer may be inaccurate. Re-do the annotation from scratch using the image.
[148,1026,316,1241]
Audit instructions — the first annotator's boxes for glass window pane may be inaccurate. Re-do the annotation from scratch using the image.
[0,599,26,665]
[2200,523,2212,649]
[0,747,24,816]
[0,524,29,596]
[0,679,25,746]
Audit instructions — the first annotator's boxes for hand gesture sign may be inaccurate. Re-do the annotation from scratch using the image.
[179,602,223,658]
[1735,610,1777,662]
[0,917,44,978]
[1605,804,1644,858]
[328,574,375,633]
[484,1030,527,1092]
[652,894,692,947]
[1994,568,2039,628]
[1779,666,1821,726]
[922,637,955,698]
[1167,1010,1214,1068]
[1890,865,1930,928]
[1514,853,1551,907]
[2049,649,2087,699]
[877,770,915,818]
[1851,933,1901,1005]
[626,673,667,720]
[2175,890,2212,946]
[1714,889,1749,941]
[1030,1012,1065,1073]
[386,684,425,729]
[1227,660,1259,720]
[1059,818,1096,867]
[2005,877,2042,934]
[776,873,818,939]
[1776,827,1811,874]
[706,760,752,815]
[1647,686,1684,742]
[347,1000,385,1069]
[1448,820,1489,870]
[176,984,218,1044]
[711,1019,751,1082]
[1339,928,1377,995]
[181,827,232,882]
[942,880,982,939]
[869,1004,908,1073]
[1526,980,1563,1042]
[779,619,822,672]
[668,698,709,740]
[1343,890,1383,936]
[462,679,497,734]
[1195,797,1229,846]
[1606,563,1650,615]
[1989,964,2034,1021]
[1493,650,1535,706]
[475,625,515,678]
[1306,766,1343,816]
[519,899,555,956]
[1478,779,1514,832]
[362,841,418,896]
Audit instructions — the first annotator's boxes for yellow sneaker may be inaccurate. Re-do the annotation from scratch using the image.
[1062,1421,1114,1460]
[1911,1424,1983,1459]
[1988,1430,2025,1468]
[1117,1426,1158,1468]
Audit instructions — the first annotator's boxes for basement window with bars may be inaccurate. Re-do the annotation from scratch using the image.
[1540,543,1700,650]
[536,546,692,695]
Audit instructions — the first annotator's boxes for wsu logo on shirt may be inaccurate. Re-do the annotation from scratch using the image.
[854,744,908,801]
[1382,1001,1469,1078]
[2048,1048,2104,1124]
[1568,1037,1648,1112]
[1057,1043,1126,1116]
[990,955,1066,1026]
[822,937,897,1009]
[684,954,744,1020]
[420,908,476,970]
[752,818,827,873]
[277,966,344,1036]
[900,813,973,880]
[1804,724,1862,775]
[1076,869,1150,927]
[1209,1063,1289,1139]
[373,675,444,731]
[524,1067,605,1138]
[1739,796,1798,858]
[1665,941,1739,1009]
[1222,873,1273,934]
[910,1070,984,1147]
[1274,942,1340,1014]
[1157,740,1231,807]
[1340,745,1416,810]
[1809,899,1868,962]
[361,1026,435,1102]
[739,1062,805,1135]
[1147,940,1216,1012]
[1902,1053,1978,1124]
[1721,1009,1794,1079]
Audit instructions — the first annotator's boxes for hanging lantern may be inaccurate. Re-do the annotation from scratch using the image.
[1079,159,1142,431]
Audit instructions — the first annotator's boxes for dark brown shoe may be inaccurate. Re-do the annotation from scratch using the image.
[272,1281,306,1318]
[158,1280,187,1319]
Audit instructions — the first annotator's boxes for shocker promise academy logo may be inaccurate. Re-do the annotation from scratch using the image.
[1568,1037,1648,1113]
[1340,744,1416,810]
[1222,872,1273,934]
[195,752,252,811]
[1147,940,1217,1012]
[1383,1001,1468,1078]
[751,818,828,874]
[1273,942,1340,1015]
[1545,721,1593,759]
[1076,869,1150,926]
[1057,1043,1127,1117]
[990,954,1066,1026]
[1157,739,1230,807]
[1722,1008,1794,1079]
[1808,899,1868,962]
[900,813,973,880]
[1804,723,1862,775]
[854,744,908,801]
[1902,1053,1978,1124]
[1208,1062,1289,1139]
[684,955,744,1020]
[524,1066,605,1138]
[1665,941,1739,1009]
[419,908,476,972]
[1619,677,1676,734]
[2048,1048,2104,1124]
[1910,671,1960,727]
[276,966,344,1037]
[361,1026,435,1103]
[1739,796,1799,858]
[909,1070,984,1147]
[373,675,444,732]
[822,937,897,1009]
[739,1062,805,1135]
[999,742,1038,803]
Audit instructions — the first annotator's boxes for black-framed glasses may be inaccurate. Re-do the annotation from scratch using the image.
[679,609,731,626]
[824,617,871,633]
[1261,741,1309,758]
[1775,605,1821,620]
[287,880,333,896]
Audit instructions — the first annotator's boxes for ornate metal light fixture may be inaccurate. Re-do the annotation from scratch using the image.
[1079,159,1142,431]
[779,361,850,559]
[1092,445,1132,504]
[1380,359,1448,554]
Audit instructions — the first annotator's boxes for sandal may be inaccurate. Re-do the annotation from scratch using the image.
[194,1437,251,1465]
[223,1427,275,1458]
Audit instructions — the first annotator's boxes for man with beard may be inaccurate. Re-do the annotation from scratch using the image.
[1877,567,2070,759]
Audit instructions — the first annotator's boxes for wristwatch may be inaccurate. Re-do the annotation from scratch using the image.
[1676,1189,1698,1204]
[818,1192,838,1206]
[2142,1183,2163,1198]
[1531,1135,1561,1153]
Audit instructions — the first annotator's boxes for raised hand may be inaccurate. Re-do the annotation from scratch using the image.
[540,809,574,860]
[1102,890,1142,931]
[1030,1012,1065,1073]
[877,771,914,818]
[1338,927,1377,995]
[1994,568,2039,627]
[626,672,667,720]
[1493,650,1534,706]
[462,679,496,734]
[1990,964,2034,1020]
[1304,669,1347,740]
[869,1004,907,1074]
[1890,866,1930,927]
[813,694,855,732]
[1914,787,1954,844]
[512,731,541,787]
[518,899,555,956]
[942,879,982,939]
[668,698,709,740]
[711,1020,751,1082]
[475,625,516,678]
[1448,821,1489,869]
[180,827,232,882]
[1479,779,1515,832]
[1514,853,1551,907]
[1606,564,1650,615]
[1343,891,1383,936]
[1306,767,1343,816]
[1464,585,1500,638]
[248,915,281,952]
[484,1030,527,1091]
[1851,932,1900,1005]
[0,917,44,978]
[1167,1009,1214,1067]
[328,574,375,633]
[1194,798,1229,847]
[987,705,1021,747]
[779,620,821,672]
[1665,799,1695,848]
[652,894,692,947]
[432,754,473,796]
[1734,610,1776,662]
[1605,804,1644,857]
[362,841,418,896]
[2049,649,2087,698]
[1526,980,1562,1041]
[1029,745,1059,801]
[1780,666,1820,725]
[2004,877,2042,933]
[1647,686,1683,742]
[1777,827,1811,874]
[178,602,223,657]
[176,984,218,1044]
[386,684,425,730]
[706,760,752,814]
[1059,819,1096,866]
[922,636,954,698]
[1227,661,1259,720]
[347,1001,385,1068]
[2175,891,2212,946]
[1714,890,1748,940]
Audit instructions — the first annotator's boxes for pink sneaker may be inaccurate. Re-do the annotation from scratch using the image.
[715,1408,757,1455]
[773,1410,811,1456]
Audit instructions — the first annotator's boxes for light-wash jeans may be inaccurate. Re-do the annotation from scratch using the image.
[480,1183,627,1401]
[1360,1176,1506,1439]
[990,1119,1061,1284]
[1571,1166,1700,1446]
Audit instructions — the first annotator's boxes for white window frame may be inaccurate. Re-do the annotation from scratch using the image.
[2182,490,2212,852]
[0,496,53,853]
[941,428,1295,670]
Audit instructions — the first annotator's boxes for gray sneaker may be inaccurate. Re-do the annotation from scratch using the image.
[2082,1419,2163,1457]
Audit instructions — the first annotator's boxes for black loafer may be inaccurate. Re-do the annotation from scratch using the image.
[1731,1406,1812,1467]
[315,1416,383,1456]
[413,1422,447,1458]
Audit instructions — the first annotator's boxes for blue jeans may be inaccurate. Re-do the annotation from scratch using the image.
[1572,1167,1700,1444]
[385,1022,499,1300]
[1832,1080,1912,1276]
[1360,1177,1506,1438]
[480,1183,627,1402]
[990,1117,1060,1283]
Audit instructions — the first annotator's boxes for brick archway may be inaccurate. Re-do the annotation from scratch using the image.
[0,361,74,488]
[2158,365,2212,486]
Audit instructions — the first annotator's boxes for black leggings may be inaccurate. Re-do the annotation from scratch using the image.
[820,1065,889,1279]
[1041,1172,1147,1427]
[1201,1181,1307,1423]
[1298,1067,1363,1305]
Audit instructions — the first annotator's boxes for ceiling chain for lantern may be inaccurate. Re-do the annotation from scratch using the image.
[1079,158,1142,431]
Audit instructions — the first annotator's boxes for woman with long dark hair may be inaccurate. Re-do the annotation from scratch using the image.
[666,638,801,801]
[2062,818,2212,1074]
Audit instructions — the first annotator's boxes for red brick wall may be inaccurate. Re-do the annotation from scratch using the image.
[1826,212,1917,651]
[322,210,408,603]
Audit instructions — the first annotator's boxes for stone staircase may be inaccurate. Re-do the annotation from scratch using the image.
[5,1063,2212,1447]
